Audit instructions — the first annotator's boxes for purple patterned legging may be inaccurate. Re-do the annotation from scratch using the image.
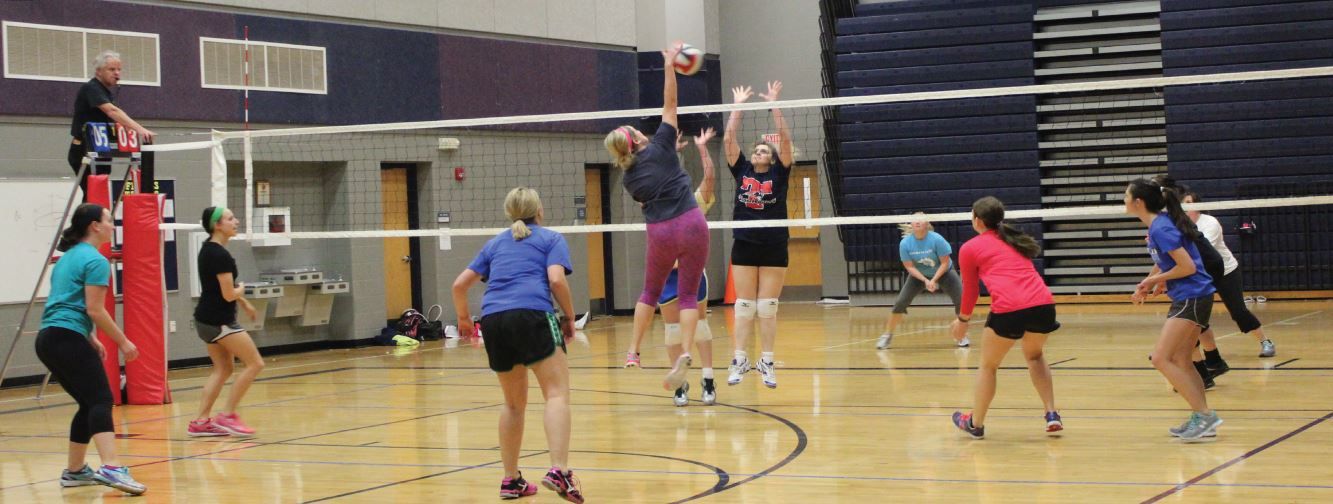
[638,207,709,310]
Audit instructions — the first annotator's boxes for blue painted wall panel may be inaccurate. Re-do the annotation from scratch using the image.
[0,0,638,131]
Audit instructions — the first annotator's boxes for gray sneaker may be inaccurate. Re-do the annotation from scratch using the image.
[757,359,777,389]
[701,378,716,405]
[60,464,98,487]
[1169,417,1217,438]
[673,382,690,407]
[876,333,893,350]
[1179,412,1223,442]
[1259,339,1276,358]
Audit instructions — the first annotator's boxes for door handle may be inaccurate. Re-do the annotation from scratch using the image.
[401,256,412,264]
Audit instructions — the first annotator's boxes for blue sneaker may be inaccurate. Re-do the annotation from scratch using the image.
[1045,411,1064,434]
[60,464,98,487]
[952,411,985,439]
[93,465,146,495]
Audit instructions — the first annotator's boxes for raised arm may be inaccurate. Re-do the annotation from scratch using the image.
[661,43,681,129]
[724,86,752,166]
[694,127,717,201]
[760,81,794,165]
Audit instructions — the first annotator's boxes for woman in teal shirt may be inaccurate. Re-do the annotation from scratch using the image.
[37,204,146,495]
[877,213,966,350]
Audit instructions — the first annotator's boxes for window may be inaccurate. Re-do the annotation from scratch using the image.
[2,21,160,85]
[200,37,326,94]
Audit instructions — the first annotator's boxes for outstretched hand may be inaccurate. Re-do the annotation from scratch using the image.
[661,41,683,65]
[760,81,783,102]
[676,131,688,152]
[695,126,716,147]
[732,85,753,104]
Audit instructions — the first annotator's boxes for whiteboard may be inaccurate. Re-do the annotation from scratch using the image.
[0,179,80,304]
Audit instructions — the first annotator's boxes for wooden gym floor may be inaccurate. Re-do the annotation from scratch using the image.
[1,300,1330,502]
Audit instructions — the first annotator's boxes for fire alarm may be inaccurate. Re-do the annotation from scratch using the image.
[454,167,465,181]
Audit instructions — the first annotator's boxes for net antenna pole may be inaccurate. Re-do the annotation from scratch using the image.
[243,26,253,238]
[0,157,91,395]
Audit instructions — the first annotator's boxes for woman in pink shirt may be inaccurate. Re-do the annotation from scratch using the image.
[949,197,1062,439]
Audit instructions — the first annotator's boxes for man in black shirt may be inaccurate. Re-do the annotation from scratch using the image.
[69,50,155,198]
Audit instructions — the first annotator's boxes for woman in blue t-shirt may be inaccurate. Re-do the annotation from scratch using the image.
[452,187,582,502]
[722,81,793,389]
[36,204,146,495]
[1125,176,1222,442]
[603,42,710,393]
[877,213,966,350]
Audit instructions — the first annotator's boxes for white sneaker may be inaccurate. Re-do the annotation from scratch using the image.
[673,382,689,407]
[876,333,892,350]
[727,357,750,386]
[957,337,971,348]
[663,354,691,391]
[757,359,777,389]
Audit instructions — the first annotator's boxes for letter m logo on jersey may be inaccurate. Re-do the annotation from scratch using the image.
[740,177,774,210]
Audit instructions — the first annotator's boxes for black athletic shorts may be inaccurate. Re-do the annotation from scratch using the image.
[479,309,566,372]
[731,239,788,268]
[195,320,246,344]
[985,304,1060,340]
[1167,296,1213,329]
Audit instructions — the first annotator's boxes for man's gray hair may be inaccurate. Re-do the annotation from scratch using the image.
[93,50,121,70]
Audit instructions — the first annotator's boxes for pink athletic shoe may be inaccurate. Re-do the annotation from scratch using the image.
[187,417,229,437]
[500,472,538,499]
[541,467,584,504]
[213,412,255,437]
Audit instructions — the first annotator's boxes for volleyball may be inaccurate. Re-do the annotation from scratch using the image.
[674,43,704,76]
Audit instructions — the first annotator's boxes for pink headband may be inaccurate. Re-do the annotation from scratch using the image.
[619,127,633,154]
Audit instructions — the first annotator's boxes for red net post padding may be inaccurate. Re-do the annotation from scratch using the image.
[121,194,171,404]
[85,174,121,405]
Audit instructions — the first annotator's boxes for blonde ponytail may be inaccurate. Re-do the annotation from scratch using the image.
[504,187,543,240]
[604,126,637,170]
[511,220,531,240]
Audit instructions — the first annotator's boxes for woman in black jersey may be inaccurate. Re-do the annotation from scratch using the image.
[722,81,794,389]
[187,206,264,437]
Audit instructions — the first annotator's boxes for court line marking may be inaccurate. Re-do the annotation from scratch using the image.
[0,343,459,405]
[1216,309,1323,340]
[301,451,549,504]
[0,348,621,491]
[1141,411,1333,503]
[348,364,1332,372]
[3,306,1319,404]
[7,365,1322,496]
[0,401,504,492]
[2,447,1329,492]
[0,366,355,416]
[813,325,952,351]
